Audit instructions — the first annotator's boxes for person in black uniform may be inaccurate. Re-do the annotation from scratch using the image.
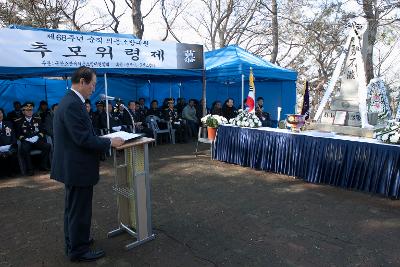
[50,66,124,262]
[15,102,51,176]
[163,98,187,142]
[7,101,23,124]
[0,108,18,177]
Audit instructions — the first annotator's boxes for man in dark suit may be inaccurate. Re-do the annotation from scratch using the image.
[7,101,23,123]
[50,67,124,262]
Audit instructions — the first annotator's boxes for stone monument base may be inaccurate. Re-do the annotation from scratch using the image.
[307,123,374,138]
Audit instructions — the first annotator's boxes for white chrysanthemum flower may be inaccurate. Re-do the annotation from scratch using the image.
[201,115,211,124]
[258,121,262,127]
[382,134,389,141]
[390,134,399,143]
[244,121,249,127]
[250,122,255,128]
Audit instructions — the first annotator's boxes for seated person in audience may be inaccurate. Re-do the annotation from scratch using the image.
[222,98,238,121]
[15,102,51,175]
[134,100,146,121]
[147,100,163,117]
[138,97,148,115]
[114,99,129,125]
[243,99,248,110]
[99,103,122,133]
[85,100,97,129]
[7,101,23,124]
[44,103,58,138]
[176,98,186,117]
[182,99,199,138]
[36,100,51,124]
[125,100,153,137]
[163,98,187,143]
[255,97,271,127]
[162,97,172,110]
[125,100,143,131]
[93,100,105,134]
[211,101,223,116]
[0,108,18,177]
[147,100,167,130]
[196,99,209,121]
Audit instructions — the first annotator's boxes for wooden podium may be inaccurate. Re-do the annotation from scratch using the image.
[107,137,155,249]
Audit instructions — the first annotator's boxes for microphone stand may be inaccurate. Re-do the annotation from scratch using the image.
[121,104,136,133]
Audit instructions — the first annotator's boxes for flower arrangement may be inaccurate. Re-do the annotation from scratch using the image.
[367,78,391,121]
[201,114,228,128]
[373,120,400,144]
[229,110,262,128]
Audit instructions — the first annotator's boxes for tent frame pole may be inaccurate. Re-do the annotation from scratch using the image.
[105,73,110,132]
[202,69,207,117]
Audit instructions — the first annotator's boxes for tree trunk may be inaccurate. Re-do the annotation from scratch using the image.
[131,0,144,39]
[362,0,378,84]
[270,0,278,64]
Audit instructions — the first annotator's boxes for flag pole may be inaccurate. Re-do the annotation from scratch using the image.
[241,74,244,110]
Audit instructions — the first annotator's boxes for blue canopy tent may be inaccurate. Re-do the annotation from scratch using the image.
[204,45,298,120]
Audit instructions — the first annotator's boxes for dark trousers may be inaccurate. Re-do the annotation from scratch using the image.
[186,120,198,138]
[0,149,17,177]
[64,185,93,259]
[20,140,51,171]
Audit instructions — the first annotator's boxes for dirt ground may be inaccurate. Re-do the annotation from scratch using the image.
[1,142,400,267]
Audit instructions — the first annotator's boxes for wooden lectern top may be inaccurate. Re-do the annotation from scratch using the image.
[115,137,155,150]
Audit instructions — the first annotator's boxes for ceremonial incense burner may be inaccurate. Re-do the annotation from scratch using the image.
[286,114,306,132]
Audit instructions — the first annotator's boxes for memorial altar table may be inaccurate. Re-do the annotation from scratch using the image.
[214,125,400,198]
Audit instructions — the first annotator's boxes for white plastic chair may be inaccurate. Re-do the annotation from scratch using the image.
[195,126,214,159]
[147,118,171,145]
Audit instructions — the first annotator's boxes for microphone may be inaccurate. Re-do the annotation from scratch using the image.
[99,94,115,100]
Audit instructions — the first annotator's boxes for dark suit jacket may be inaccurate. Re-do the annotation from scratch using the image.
[50,90,111,186]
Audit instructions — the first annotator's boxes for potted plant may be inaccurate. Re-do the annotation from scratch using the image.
[201,115,228,140]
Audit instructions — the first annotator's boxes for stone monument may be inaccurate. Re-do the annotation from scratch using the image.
[311,20,374,136]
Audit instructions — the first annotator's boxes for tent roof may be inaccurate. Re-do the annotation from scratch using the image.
[0,26,203,79]
[205,45,297,82]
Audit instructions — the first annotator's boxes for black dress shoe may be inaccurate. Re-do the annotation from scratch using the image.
[71,249,105,262]
[39,166,51,171]
[27,170,34,176]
